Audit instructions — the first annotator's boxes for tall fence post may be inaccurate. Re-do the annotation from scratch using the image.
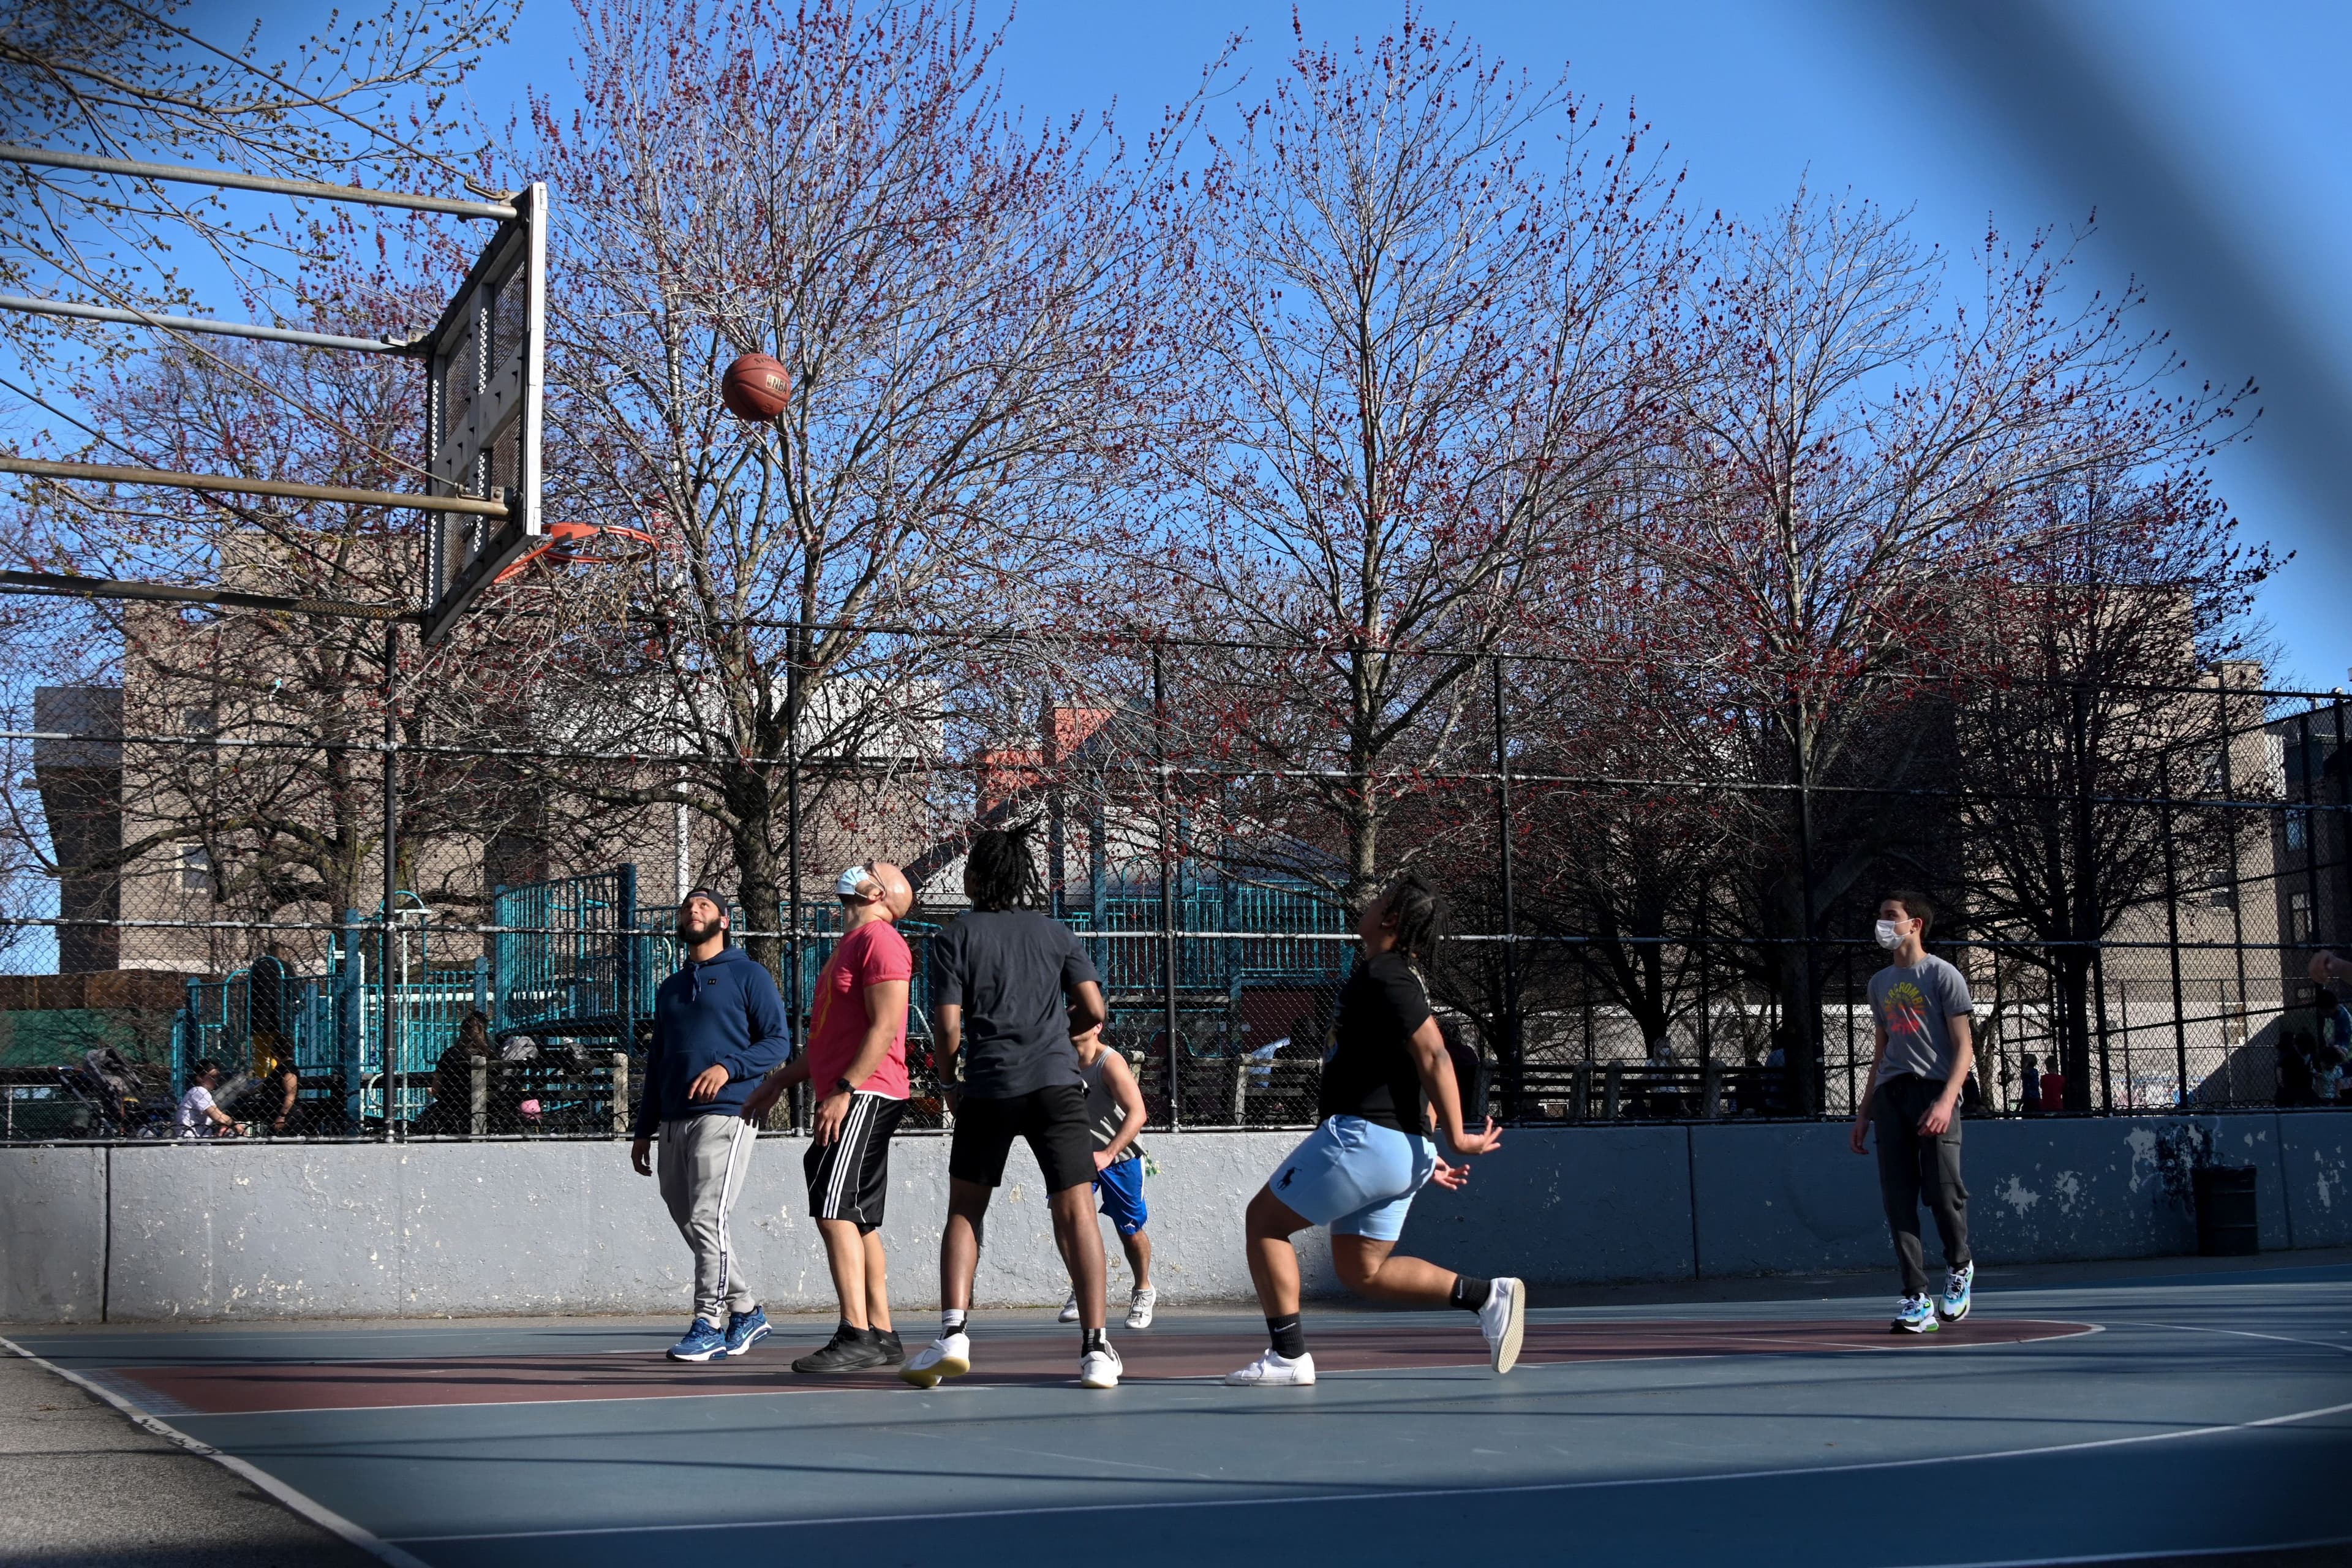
[1154,641,1180,1129]
[785,619,804,1133]
[2213,673,2253,1076]
[2158,755,2189,1106]
[1491,654,1521,1118]
[1795,741,1822,1114]
[382,620,401,1142]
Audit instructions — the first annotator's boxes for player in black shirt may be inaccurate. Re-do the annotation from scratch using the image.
[1226,873,1525,1386]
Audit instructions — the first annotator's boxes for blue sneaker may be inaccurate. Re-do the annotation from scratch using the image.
[1938,1261,1974,1323]
[666,1319,728,1362]
[725,1306,771,1357]
[1892,1294,1939,1334]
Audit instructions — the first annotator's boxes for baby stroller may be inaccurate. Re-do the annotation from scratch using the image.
[56,1046,173,1137]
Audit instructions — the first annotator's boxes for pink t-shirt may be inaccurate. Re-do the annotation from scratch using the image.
[805,920,913,1099]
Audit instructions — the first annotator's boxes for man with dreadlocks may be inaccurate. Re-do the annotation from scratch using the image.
[1226,872,1525,1386]
[902,821,1117,1390]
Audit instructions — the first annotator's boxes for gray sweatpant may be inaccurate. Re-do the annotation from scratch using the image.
[657,1114,758,1324]
[1873,1072,1970,1297]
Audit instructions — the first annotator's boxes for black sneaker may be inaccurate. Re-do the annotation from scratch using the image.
[874,1328,905,1365]
[793,1325,889,1374]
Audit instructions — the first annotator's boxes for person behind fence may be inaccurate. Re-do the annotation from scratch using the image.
[1851,891,1975,1335]
[900,821,1118,1392]
[742,862,918,1374]
[2020,1054,2041,1117]
[1226,873,1524,1388]
[413,1012,494,1136]
[1054,1017,1156,1331]
[630,888,791,1363]
[176,1058,243,1139]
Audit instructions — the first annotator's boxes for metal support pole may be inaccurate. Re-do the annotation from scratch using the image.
[785,621,804,1133]
[1155,643,1181,1129]
[2301,711,2321,945]
[382,622,401,1140]
[2214,675,2252,1071]
[1795,747,1822,1114]
[1490,654,1520,1118]
[2158,755,2189,1104]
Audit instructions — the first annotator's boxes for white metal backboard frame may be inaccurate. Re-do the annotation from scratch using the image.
[420,181,547,642]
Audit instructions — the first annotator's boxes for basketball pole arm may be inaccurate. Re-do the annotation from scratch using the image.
[0,143,517,221]
[0,457,509,517]
[0,294,421,356]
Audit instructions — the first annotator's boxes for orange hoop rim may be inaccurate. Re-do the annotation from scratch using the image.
[495,521,660,584]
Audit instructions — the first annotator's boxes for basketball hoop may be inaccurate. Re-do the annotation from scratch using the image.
[494,521,659,584]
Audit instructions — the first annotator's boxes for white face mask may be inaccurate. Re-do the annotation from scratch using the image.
[1875,919,1906,950]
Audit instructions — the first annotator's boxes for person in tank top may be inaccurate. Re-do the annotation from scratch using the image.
[1052,1020,1156,1329]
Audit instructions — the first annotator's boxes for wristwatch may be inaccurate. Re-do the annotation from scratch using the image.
[834,1077,855,1095]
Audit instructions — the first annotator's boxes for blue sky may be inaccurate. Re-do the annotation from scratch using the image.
[150,0,2352,690]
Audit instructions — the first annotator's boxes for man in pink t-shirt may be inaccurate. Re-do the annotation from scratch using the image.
[744,861,914,1373]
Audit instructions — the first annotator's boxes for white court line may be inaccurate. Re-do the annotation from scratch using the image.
[0,1333,431,1568]
[394,1390,2352,1544]
[2105,1319,2352,1357]
[1910,1531,2352,1568]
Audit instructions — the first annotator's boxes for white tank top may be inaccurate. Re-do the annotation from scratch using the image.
[1077,1050,1139,1162]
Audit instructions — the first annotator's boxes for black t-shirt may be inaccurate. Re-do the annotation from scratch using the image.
[1317,951,1436,1133]
[929,909,1101,1099]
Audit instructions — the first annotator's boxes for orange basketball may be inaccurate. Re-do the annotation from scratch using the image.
[721,352,791,421]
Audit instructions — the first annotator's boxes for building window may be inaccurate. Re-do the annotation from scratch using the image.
[2290,890,2313,943]
[178,843,210,892]
[2286,807,2310,851]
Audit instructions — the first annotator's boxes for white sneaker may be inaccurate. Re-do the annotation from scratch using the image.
[1478,1277,1528,1375]
[1224,1349,1316,1386]
[1057,1295,1080,1324]
[899,1331,971,1389]
[1079,1344,1122,1389]
[1126,1286,1157,1330]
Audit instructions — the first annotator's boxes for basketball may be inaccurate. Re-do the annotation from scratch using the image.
[721,352,791,421]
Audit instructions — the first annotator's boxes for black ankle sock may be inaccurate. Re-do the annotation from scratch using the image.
[1082,1327,1108,1354]
[1267,1313,1306,1359]
[1450,1276,1493,1313]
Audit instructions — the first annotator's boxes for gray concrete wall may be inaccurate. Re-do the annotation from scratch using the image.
[0,1145,105,1322]
[94,1131,1322,1322]
[3,1114,2343,1324]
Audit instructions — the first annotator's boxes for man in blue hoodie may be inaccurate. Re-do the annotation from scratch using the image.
[630,889,792,1362]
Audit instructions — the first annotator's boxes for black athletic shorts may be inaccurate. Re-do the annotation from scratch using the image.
[948,1083,1095,1193]
[804,1092,905,1232]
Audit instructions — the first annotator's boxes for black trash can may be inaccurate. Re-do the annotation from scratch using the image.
[2193,1164,2260,1257]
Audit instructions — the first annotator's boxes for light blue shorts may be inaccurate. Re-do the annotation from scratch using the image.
[1267,1115,1438,1242]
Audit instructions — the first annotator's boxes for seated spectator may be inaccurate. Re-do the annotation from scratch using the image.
[2310,984,2350,1106]
[2038,1063,2068,1114]
[236,1032,304,1136]
[413,1012,494,1136]
[176,1059,243,1139]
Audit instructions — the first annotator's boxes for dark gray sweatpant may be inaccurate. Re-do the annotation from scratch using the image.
[1872,1072,1970,1297]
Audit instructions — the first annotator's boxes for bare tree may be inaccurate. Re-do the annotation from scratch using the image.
[521,0,1197,974]
[1138,12,1681,918]
[1640,189,2252,1110]
[1,0,518,369]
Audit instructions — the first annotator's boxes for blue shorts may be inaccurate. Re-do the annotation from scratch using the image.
[1095,1154,1148,1236]
[1267,1115,1438,1242]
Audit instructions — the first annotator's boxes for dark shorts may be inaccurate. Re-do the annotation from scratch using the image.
[948,1084,1095,1193]
[804,1092,904,1231]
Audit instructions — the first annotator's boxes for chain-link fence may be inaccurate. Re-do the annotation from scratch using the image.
[4,626,2347,1142]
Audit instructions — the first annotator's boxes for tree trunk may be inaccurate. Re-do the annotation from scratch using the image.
[2055,948,2095,1114]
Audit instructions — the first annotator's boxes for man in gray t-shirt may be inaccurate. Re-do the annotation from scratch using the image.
[1852,891,1977,1335]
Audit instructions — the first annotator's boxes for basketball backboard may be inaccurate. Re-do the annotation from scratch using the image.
[419,181,548,643]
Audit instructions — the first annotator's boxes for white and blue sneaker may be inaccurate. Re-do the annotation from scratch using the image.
[1938,1261,1975,1323]
[725,1306,772,1356]
[667,1319,728,1362]
[1892,1294,1939,1334]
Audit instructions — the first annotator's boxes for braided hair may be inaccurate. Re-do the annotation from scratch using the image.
[965,820,1043,911]
[1383,871,1446,970]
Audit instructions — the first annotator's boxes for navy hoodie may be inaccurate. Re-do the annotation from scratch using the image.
[633,946,791,1136]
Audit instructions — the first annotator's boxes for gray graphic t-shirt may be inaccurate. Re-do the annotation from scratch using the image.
[1868,954,1973,1084]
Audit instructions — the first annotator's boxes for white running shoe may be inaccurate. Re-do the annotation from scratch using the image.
[1224,1349,1316,1386]
[1080,1344,1122,1389]
[1126,1286,1157,1330]
[1479,1277,1528,1375]
[899,1331,972,1389]
[1057,1294,1080,1324]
